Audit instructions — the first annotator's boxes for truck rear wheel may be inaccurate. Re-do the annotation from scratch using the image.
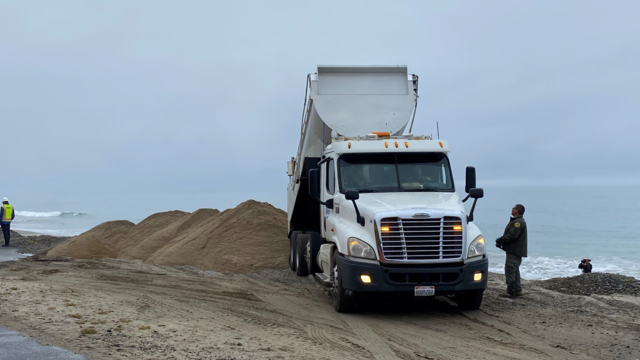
[454,290,484,310]
[289,231,303,271]
[332,250,357,313]
[295,234,310,276]
[307,232,322,274]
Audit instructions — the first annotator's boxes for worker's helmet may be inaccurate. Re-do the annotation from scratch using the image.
[2,197,8,202]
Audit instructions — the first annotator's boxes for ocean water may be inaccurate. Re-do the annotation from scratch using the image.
[13,211,97,236]
[10,185,640,280]
[468,185,640,280]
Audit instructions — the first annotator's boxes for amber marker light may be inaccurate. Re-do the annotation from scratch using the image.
[405,141,409,148]
[394,141,398,148]
[439,141,443,148]
[348,142,351,149]
[474,272,483,281]
[360,275,372,284]
[384,142,388,148]
[380,227,390,232]
[453,225,462,231]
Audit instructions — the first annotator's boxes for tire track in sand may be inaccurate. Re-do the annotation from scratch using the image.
[339,314,401,360]
[260,275,401,360]
[459,310,595,360]
[258,293,373,359]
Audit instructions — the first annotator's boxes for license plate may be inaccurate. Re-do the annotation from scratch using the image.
[414,286,435,297]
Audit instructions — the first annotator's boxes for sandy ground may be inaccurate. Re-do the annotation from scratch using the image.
[1,258,639,360]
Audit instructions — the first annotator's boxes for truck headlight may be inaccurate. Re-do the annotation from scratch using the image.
[347,237,376,260]
[468,235,485,258]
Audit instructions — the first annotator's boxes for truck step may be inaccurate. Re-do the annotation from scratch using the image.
[314,273,333,287]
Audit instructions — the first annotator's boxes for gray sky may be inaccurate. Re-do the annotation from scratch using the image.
[1,1,639,211]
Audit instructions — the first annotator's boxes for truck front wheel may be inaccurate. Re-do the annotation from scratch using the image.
[454,290,484,310]
[332,251,357,313]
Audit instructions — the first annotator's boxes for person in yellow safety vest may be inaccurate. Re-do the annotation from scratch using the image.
[1,197,15,247]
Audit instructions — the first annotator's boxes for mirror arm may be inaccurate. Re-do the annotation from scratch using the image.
[462,194,470,203]
[350,200,365,226]
[467,198,479,223]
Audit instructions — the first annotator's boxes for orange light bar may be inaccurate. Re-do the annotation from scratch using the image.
[371,131,390,137]
[380,227,390,232]
[453,225,462,230]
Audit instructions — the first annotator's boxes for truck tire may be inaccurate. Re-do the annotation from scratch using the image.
[307,232,322,274]
[332,250,357,313]
[289,231,303,272]
[454,290,484,310]
[295,234,310,276]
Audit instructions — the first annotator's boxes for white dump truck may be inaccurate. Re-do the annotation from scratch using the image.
[286,66,487,312]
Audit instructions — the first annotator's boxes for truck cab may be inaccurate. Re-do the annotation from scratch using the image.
[287,66,488,312]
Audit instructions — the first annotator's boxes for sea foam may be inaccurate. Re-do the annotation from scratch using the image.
[16,211,86,218]
[489,253,640,280]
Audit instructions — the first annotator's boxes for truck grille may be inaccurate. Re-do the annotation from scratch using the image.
[379,216,463,261]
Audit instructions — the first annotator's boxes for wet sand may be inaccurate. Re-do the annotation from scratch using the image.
[0,248,86,359]
[0,247,31,261]
[0,327,86,360]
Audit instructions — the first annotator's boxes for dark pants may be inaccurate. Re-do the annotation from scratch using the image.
[505,253,522,295]
[1,223,10,246]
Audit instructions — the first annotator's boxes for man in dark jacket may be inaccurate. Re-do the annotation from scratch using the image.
[495,204,527,298]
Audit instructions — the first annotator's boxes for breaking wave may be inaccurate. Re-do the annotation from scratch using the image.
[488,253,640,280]
[16,211,87,218]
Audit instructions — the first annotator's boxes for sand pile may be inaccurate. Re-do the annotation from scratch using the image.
[47,220,135,259]
[118,210,186,260]
[535,273,640,296]
[147,200,288,272]
[47,200,288,273]
[118,209,220,261]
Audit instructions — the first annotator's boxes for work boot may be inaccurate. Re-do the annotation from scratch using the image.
[1,244,8,247]
[499,292,514,299]
[514,290,523,297]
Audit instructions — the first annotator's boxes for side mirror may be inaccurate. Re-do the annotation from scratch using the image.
[469,188,484,199]
[308,169,320,197]
[465,167,476,193]
[345,190,360,201]
[325,198,334,209]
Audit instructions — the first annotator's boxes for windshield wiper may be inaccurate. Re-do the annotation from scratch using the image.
[355,189,380,193]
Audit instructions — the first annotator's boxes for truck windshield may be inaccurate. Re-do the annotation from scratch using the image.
[338,153,454,193]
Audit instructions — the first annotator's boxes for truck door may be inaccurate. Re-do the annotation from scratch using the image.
[321,158,338,242]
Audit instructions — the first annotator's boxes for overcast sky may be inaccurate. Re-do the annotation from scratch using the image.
[1,1,639,212]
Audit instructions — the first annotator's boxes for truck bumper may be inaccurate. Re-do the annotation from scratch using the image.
[337,254,489,294]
